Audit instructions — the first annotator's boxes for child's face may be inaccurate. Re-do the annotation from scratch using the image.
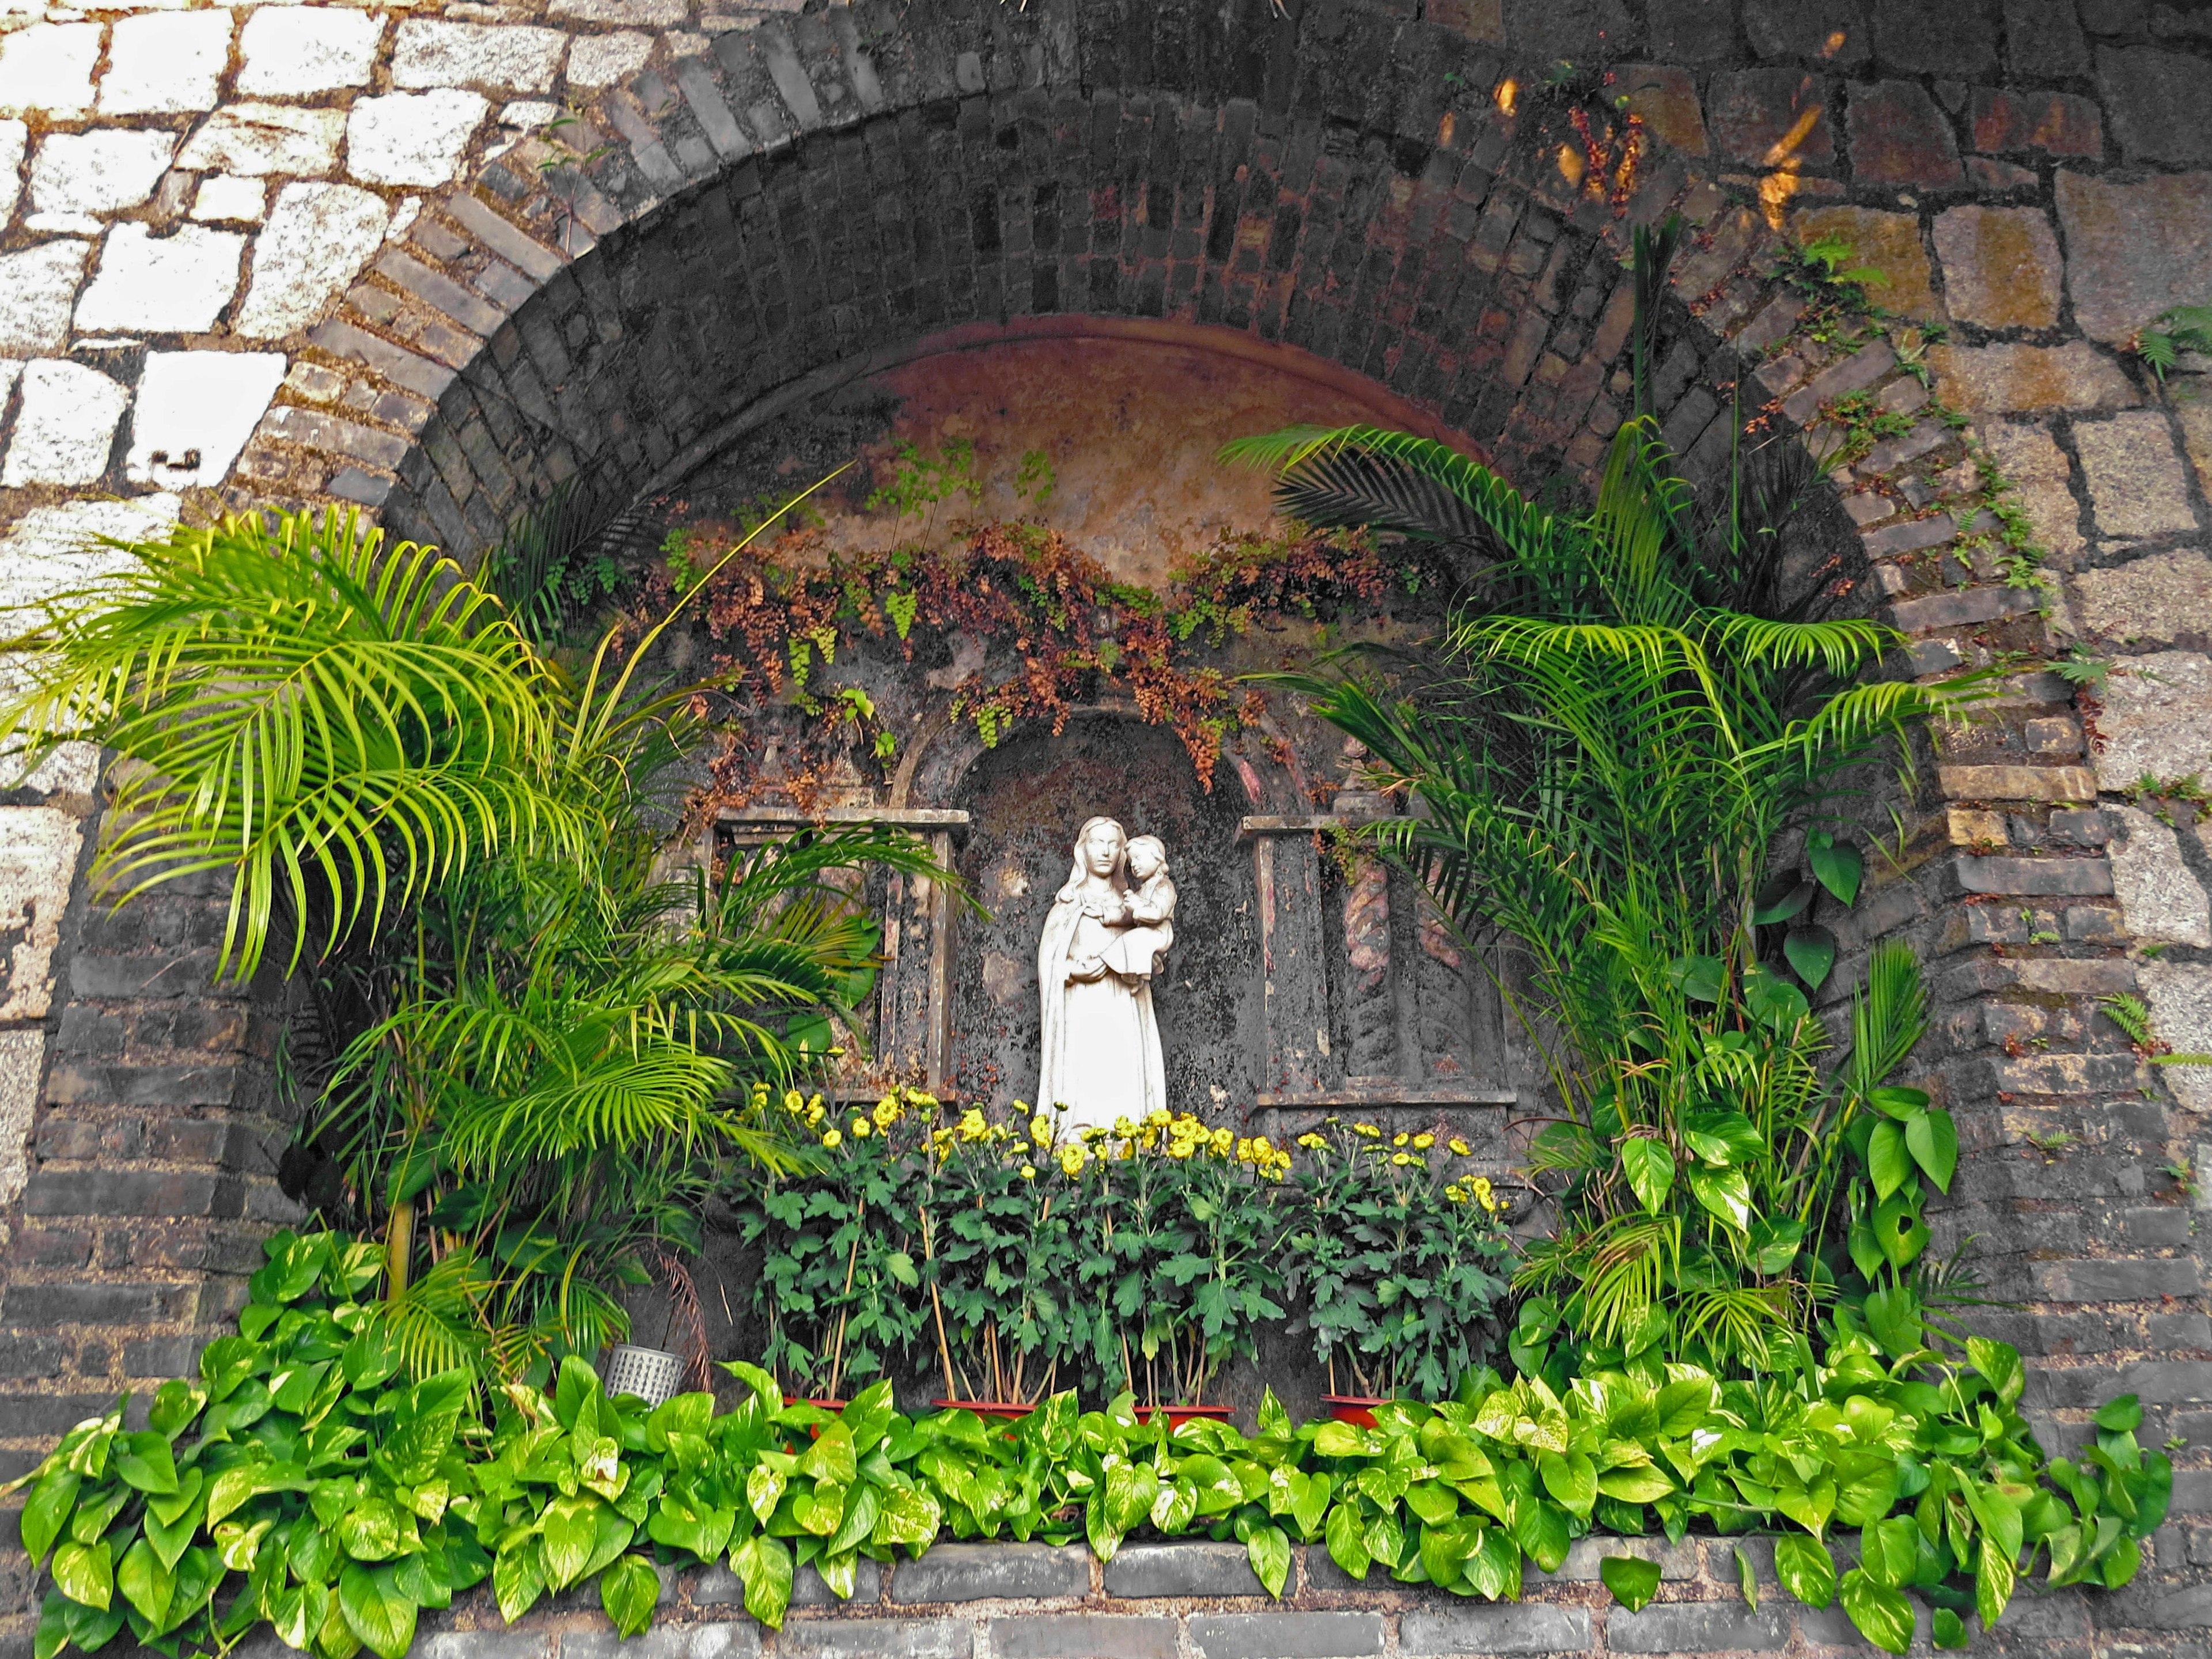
[1127,844,1162,880]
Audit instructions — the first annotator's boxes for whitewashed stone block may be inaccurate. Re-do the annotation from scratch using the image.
[75,224,245,334]
[177,103,347,178]
[2109,806,2212,949]
[499,100,561,131]
[0,1029,47,1252]
[0,24,101,118]
[1,359,130,488]
[347,89,488,186]
[393,20,567,90]
[99,10,233,115]
[2094,651,2212,793]
[0,494,179,620]
[551,0,686,24]
[28,130,176,218]
[566,29,652,85]
[234,181,389,339]
[126,351,287,487]
[0,120,25,225]
[237,7,384,97]
[0,808,85,1021]
[0,241,90,353]
[192,175,268,224]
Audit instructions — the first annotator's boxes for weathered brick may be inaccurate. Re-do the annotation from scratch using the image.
[2035,1258,2203,1302]
[986,1616,1175,1659]
[21,1169,240,1219]
[1103,1543,1263,1600]
[892,1544,1088,1604]
[1399,1604,1591,1657]
[1781,341,1896,425]
[0,1281,195,1325]
[1940,765,2098,803]
[1861,515,1955,556]
[1887,586,2041,633]
[1609,1602,1791,1653]
[774,1622,968,1659]
[1188,1612,1384,1659]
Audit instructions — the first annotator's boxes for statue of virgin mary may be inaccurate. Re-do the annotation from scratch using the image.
[1035,816,1168,1129]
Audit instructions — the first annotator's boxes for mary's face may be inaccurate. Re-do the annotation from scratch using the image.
[1081,823,1123,877]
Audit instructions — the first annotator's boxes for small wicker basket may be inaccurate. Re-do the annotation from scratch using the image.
[601,1343,683,1406]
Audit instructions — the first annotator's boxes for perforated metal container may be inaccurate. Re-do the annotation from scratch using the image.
[601,1343,683,1406]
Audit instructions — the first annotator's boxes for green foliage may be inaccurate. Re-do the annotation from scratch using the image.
[1228,227,1977,1378]
[0,512,595,980]
[1279,1121,1513,1400]
[2133,305,2212,384]
[741,1095,1508,1412]
[6,1231,2158,1655]
[0,491,964,1376]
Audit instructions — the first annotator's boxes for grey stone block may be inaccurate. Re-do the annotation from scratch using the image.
[696,1557,880,1609]
[775,1619,970,1659]
[1188,1612,1385,1659]
[1399,1604,1592,1656]
[1103,1543,1264,1600]
[423,1637,554,1659]
[560,1625,756,1659]
[1302,1548,1384,1594]
[1607,1601,1791,1653]
[891,1543,1088,1605]
[986,1615,1178,1659]
[1533,1537,1699,1584]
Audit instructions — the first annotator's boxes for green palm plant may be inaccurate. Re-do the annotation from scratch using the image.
[0,486,965,1381]
[1222,224,1972,1378]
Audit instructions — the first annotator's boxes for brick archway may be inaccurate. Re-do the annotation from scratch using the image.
[7,5,2212,1647]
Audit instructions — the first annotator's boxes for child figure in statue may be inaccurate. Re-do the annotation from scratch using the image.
[1104,835,1176,979]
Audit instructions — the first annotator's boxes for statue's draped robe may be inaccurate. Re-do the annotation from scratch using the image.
[1036,888,1166,1128]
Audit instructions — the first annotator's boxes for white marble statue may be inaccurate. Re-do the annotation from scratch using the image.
[1035,817,1173,1128]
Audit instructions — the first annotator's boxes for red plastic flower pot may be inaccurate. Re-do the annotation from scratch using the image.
[1323,1394,1386,1427]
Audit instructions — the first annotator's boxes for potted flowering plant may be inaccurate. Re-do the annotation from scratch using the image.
[1282,1118,1515,1422]
[916,1101,1084,1414]
[1068,1111,1293,1418]
[734,1085,931,1408]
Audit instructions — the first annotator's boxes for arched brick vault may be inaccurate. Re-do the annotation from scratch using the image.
[367,82,1653,559]
[9,0,2212,1641]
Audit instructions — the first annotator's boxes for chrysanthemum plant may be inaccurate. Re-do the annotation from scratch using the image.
[1282,1119,1515,1401]
[1063,1112,1295,1409]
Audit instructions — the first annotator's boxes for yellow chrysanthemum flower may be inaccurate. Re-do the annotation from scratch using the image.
[1353,1123,1381,1139]
[1020,1165,1036,1180]
[1393,1131,1409,1147]
[1297,1132,1325,1150]
[1449,1138,1471,1157]
[1211,1127,1234,1153]
[1168,1139,1196,1160]
[1413,1132,1434,1150]
[1031,1115,1054,1145]
[1391,1152,1415,1166]
[910,1092,940,1108]
[784,1089,805,1114]
[1059,1144,1087,1177]
[821,1128,843,1149]
[959,1108,988,1141]
[851,1117,872,1139]
[874,1096,901,1128]
[805,1100,826,1126]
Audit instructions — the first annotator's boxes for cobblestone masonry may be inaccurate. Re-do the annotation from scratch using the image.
[176,1537,2188,1659]
[4,1,2212,1653]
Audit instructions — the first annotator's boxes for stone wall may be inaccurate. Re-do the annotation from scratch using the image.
[4,0,2212,1652]
[211,1536,2123,1659]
